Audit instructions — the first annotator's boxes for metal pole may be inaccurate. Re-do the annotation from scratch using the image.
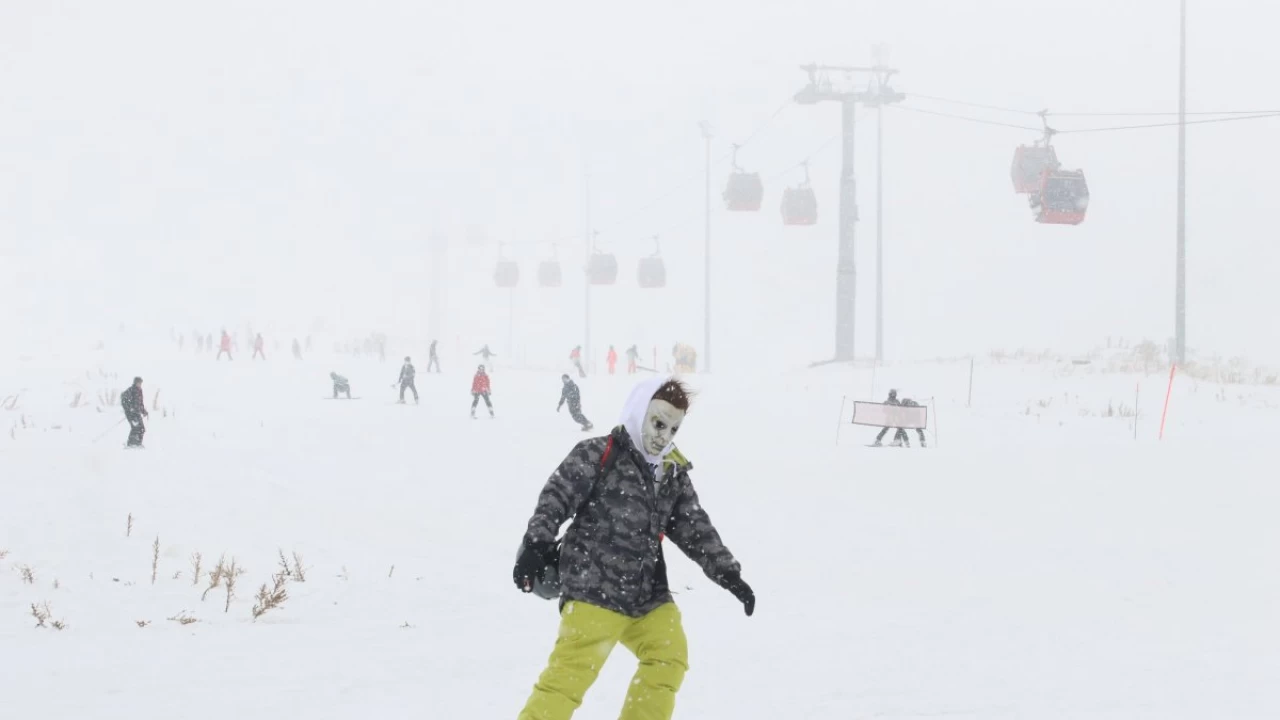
[584,167,592,375]
[1175,0,1187,365]
[701,122,712,373]
[875,102,884,365]
[835,98,858,362]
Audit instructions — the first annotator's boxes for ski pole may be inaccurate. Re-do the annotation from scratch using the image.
[93,418,127,443]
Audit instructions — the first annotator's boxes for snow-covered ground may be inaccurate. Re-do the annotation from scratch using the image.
[2,340,1278,718]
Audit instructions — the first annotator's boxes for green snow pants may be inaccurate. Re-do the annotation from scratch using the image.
[517,600,689,720]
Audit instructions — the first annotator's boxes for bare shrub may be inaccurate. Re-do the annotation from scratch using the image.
[190,552,203,586]
[20,565,34,584]
[251,573,288,621]
[291,551,307,582]
[0,549,8,560]
[277,550,293,579]
[224,558,244,613]
[51,620,66,631]
[201,554,227,601]
[30,602,49,627]
[150,536,160,585]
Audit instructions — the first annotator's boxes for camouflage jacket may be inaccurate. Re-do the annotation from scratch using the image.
[523,425,741,617]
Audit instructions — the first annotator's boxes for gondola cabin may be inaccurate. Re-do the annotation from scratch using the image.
[781,186,818,225]
[1034,169,1089,225]
[1011,144,1060,194]
[587,252,618,285]
[538,259,562,287]
[637,257,666,288]
[723,170,764,212]
[494,260,519,288]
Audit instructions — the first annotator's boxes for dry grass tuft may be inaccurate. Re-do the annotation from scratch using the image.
[20,565,35,584]
[388,565,395,579]
[190,552,203,586]
[291,551,308,582]
[136,620,151,628]
[51,620,66,631]
[167,611,199,626]
[150,536,160,585]
[201,554,227,601]
[126,513,133,538]
[0,549,8,560]
[30,602,49,628]
[251,573,288,621]
[224,558,244,613]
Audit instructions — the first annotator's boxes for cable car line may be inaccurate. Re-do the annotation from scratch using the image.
[888,104,1044,132]
[1055,112,1280,134]
[908,91,1280,119]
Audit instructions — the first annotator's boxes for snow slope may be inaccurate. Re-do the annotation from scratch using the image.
[2,343,1278,719]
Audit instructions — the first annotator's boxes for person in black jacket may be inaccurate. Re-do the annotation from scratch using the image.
[396,356,418,404]
[121,376,149,448]
[556,374,593,431]
[514,375,752,720]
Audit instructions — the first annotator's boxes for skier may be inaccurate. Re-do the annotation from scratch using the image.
[292,338,303,360]
[396,356,419,404]
[569,345,585,378]
[330,372,351,399]
[513,375,753,720]
[626,344,640,374]
[427,339,441,373]
[121,376,149,448]
[216,330,232,360]
[253,333,266,360]
[473,344,497,372]
[606,345,618,375]
[556,374,593,431]
[470,364,494,418]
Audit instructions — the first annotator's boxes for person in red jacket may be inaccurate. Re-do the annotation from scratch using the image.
[569,346,586,378]
[471,364,494,418]
[217,330,233,361]
[606,345,618,375]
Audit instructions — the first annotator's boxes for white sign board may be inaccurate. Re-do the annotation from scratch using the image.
[850,401,928,430]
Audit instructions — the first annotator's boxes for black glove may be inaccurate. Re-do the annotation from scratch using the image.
[716,571,755,616]
[513,538,556,593]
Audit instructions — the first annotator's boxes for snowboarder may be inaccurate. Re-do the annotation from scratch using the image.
[626,344,640,374]
[606,345,618,375]
[330,372,351,399]
[253,333,266,360]
[569,345,586,378]
[121,376,149,448]
[427,339,441,373]
[556,374,593,431]
[396,356,419,404]
[471,364,494,418]
[216,330,232,360]
[513,375,753,720]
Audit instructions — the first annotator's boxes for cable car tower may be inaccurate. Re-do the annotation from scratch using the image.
[795,63,904,365]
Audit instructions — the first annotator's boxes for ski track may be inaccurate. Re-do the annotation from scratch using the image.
[1,345,1278,718]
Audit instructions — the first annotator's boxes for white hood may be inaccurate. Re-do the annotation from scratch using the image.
[620,374,675,465]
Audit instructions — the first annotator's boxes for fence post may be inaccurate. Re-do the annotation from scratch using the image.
[967,356,974,408]
[1158,364,1177,440]
[836,396,847,446]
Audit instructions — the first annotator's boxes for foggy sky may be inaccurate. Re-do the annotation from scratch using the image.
[2,0,1277,369]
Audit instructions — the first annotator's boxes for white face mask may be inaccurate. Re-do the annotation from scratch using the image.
[640,399,684,458]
